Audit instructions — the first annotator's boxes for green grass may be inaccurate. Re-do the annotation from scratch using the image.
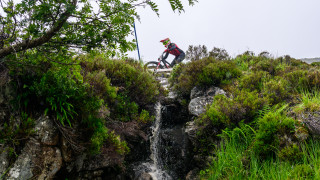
[293,90,320,114]
[201,124,320,180]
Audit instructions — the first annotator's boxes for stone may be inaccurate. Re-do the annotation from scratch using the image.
[190,86,205,100]
[61,136,73,163]
[0,146,11,177]
[185,121,197,147]
[6,115,63,179]
[34,115,59,146]
[302,112,320,136]
[188,86,226,117]
[136,173,153,180]
[159,126,192,179]
[6,138,63,180]
[37,147,63,180]
[186,168,200,180]
[7,138,38,180]
[188,96,213,117]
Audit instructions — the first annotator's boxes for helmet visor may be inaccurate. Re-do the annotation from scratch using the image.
[163,40,169,45]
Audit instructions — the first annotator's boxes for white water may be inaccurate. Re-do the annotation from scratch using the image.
[134,102,172,180]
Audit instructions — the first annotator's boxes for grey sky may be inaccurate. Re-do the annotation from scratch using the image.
[128,0,320,62]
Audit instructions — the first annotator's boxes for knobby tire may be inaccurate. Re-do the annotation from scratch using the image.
[145,61,164,71]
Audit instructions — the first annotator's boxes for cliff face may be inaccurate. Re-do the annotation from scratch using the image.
[0,82,152,179]
[0,73,223,180]
[0,113,151,179]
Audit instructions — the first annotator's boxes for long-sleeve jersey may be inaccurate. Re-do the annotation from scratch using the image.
[162,43,184,60]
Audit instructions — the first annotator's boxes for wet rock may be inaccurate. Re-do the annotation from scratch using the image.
[302,112,320,136]
[186,168,200,180]
[5,115,63,179]
[185,121,197,147]
[108,121,149,163]
[135,173,153,180]
[162,104,189,127]
[159,126,193,179]
[37,147,63,180]
[6,138,63,180]
[60,136,73,163]
[0,146,10,176]
[193,155,213,168]
[7,142,34,179]
[188,86,226,117]
[190,86,226,100]
[190,86,205,99]
[188,96,214,117]
[34,115,59,146]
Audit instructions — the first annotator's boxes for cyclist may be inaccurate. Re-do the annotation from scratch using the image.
[160,38,185,67]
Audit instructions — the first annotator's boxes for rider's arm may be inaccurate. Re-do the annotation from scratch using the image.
[162,50,169,60]
[168,43,177,51]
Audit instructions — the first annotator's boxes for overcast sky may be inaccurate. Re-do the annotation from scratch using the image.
[127,0,320,62]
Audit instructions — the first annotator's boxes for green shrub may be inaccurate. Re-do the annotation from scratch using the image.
[311,61,320,67]
[0,112,35,156]
[262,77,291,105]
[198,61,242,86]
[169,57,215,97]
[239,71,270,92]
[285,70,320,92]
[80,55,161,106]
[169,58,241,98]
[83,70,117,101]
[202,89,266,127]
[253,105,295,158]
[138,109,155,124]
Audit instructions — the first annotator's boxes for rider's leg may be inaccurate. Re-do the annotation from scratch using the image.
[170,53,185,67]
[170,57,178,67]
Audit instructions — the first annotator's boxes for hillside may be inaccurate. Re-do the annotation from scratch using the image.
[1,51,320,179]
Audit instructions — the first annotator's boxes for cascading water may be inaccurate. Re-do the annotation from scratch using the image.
[134,102,172,180]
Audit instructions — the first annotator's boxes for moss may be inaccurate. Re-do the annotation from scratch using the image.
[278,144,303,163]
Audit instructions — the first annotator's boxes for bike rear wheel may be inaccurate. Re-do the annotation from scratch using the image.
[144,61,164,70]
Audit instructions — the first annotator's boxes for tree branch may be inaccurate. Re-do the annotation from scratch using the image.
[0,0,78,59]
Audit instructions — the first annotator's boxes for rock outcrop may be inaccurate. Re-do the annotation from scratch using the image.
[6,116,62,180]
[188,86,226,117]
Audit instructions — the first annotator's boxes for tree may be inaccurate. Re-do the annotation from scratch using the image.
[186,45,208,61]
[208,47,230,60]
[0,0,198,59]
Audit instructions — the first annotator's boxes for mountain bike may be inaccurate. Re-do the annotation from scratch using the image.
[144,53,172,72]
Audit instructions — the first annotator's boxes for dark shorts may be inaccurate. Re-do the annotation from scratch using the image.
[171,52,185,67]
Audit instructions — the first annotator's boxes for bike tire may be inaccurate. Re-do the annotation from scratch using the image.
[144,61,164,70]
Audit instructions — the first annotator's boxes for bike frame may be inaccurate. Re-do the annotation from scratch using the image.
[156,52,171,69]
[157,58,171,69]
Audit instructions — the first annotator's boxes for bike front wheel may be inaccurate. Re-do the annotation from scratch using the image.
[144,61,164,70]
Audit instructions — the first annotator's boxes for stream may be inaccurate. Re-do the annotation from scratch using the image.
[134,102,172,180]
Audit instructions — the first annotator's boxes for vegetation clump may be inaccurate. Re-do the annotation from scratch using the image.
[1,51,161,158]
[169,57,241,98]
[170,49,320,179]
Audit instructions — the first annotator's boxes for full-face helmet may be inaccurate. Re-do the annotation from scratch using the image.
[160,38,171,48]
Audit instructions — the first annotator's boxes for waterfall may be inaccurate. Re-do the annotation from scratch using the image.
[134,102,172,180]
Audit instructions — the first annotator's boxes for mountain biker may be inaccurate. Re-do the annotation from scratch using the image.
[160,38,185,67]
